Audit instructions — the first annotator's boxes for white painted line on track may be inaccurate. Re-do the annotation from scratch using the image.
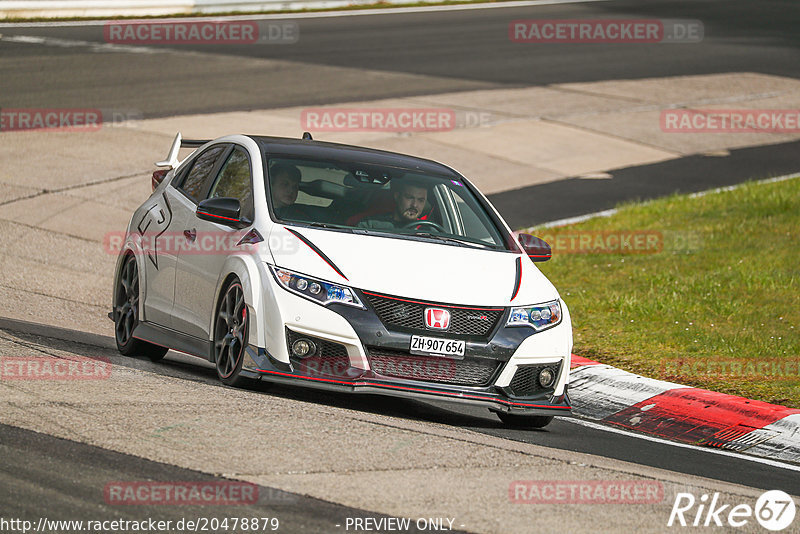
[0,0,611,27]
[562,417,800,473]
[538,207,618,229]
[0,33,158,52]
[687,172,800,198]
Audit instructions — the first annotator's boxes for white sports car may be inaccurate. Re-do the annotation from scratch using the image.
[112,132,572,428]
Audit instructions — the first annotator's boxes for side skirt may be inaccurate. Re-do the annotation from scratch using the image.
[133,321,213,362]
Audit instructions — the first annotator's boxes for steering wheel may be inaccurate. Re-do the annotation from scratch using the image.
[402,220,445,233]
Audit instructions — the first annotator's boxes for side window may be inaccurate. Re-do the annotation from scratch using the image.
[450,188,503,246]
[178,145,227,203]
[208,147,254,221]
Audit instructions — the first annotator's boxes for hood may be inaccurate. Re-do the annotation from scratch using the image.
[269,225,559,307]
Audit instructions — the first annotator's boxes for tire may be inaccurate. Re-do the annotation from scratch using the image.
[213,279,250,387]
[496,412,554,429]
[113,254,169,362]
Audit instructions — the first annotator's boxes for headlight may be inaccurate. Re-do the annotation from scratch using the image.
[507,300,562,331]
[270,266,364,309]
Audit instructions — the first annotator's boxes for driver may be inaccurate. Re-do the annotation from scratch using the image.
[358,179,428,230]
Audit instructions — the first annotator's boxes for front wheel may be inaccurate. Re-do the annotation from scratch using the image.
[496,412,554,429]
[213,280,250,387]
[113,255,168,362]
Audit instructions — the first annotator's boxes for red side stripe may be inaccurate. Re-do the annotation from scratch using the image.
[201,211,239,222]
[284,227,349,281]
[510,256,522,302]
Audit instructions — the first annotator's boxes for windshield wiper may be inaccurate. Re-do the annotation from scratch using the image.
[412,232,496,250]
[348,228,501,249]
[306,222,352,231]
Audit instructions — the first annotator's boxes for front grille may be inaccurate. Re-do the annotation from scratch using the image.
[508,363,562,397]
[363,292,503,338]
[367,347,499,386]
[287,329,351,378]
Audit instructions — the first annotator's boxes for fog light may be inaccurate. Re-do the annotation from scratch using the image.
[538,368,556,388]
[292,339,315,358]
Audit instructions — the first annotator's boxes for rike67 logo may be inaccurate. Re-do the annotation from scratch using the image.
[668,490,796,531]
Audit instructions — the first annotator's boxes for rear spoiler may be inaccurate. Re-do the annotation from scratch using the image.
[155,133,211,169]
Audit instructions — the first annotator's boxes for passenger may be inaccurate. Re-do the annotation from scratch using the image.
[270,163,304,218]
[358,179,428,230]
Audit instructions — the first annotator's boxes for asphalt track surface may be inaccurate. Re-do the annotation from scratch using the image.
[496,139,800,228]
[0,423,447,534]
[2,0,800,529]
[2,317,799,505]
[2,0,799,229]
[0,0,798,116]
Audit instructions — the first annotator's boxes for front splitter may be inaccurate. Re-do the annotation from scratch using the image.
[243,345,571,416]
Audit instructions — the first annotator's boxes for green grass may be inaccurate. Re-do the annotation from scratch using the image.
[533,176,800,408]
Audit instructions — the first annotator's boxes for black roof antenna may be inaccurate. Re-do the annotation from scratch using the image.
[302,131,313,140]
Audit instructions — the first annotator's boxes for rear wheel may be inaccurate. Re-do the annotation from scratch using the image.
[213,279,250,387]
[496,412,554,429]
[114,255,169,362]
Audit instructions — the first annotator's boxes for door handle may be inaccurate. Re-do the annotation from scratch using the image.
[184,228,196,242]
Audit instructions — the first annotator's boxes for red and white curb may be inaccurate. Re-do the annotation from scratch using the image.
[568,355,800,463]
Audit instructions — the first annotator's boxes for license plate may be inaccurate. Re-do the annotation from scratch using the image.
[409,335,465,358]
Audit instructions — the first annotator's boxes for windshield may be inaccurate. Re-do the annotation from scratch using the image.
[266,156,509,250]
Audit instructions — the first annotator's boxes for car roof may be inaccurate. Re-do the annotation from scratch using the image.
[247,135,459,177]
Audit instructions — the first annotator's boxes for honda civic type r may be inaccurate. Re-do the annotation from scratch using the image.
[112,132,573,428]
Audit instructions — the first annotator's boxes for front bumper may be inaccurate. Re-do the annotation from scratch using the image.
[248,279,572,416]
[242,344,571,415]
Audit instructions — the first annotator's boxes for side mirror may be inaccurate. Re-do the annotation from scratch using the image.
[197,197,250,229]
[518,233,551,262]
